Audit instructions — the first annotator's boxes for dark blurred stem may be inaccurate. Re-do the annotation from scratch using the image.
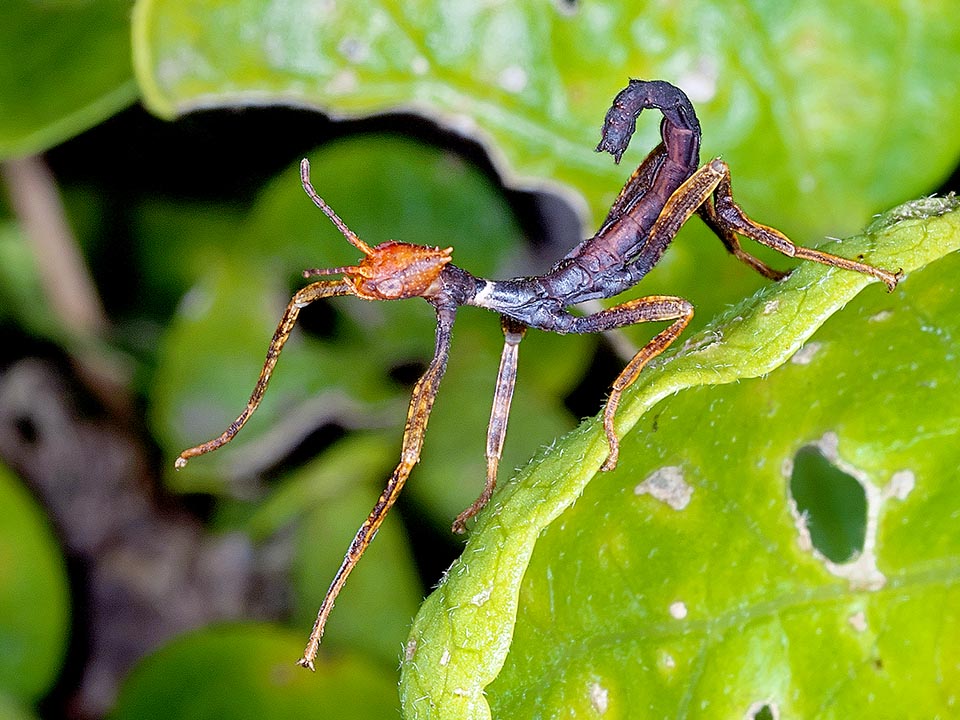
[1,156,133,415]
[2,156,108,336]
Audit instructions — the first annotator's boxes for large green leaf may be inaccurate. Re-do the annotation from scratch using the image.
[399,200,960,717]
[133,0,960,239]
[109,624,398,720]
[0,0,137,158]
[0,464,70,703]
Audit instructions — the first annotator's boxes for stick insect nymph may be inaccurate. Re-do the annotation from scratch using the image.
[176,80,900,670]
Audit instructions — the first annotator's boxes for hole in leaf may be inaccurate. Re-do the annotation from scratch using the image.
[790,445,867,563]
[751,705,775,720]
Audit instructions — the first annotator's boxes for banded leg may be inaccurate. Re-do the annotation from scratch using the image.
[176,279,353,467]
[696,200,787,281]
[298,304,456,670]
[706,160,900,290]
[452,316,526,533]
[570,296,694,472]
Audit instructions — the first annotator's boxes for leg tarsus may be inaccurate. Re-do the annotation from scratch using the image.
[708,159,900,291]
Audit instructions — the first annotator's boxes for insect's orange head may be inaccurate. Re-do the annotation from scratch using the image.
[348,242,453,300]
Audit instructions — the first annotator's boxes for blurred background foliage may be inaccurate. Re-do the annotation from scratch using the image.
[0,1,958,718]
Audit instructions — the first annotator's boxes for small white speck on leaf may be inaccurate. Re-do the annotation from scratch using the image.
[885,470,915,501]
[471,586,492,606]
[589,682,609,714]
[669,601,688,619]
[790,341,822,365]
[498,65,528,93]
[848,610,868,632]
[635,466,692,510]
[411,55,429,75]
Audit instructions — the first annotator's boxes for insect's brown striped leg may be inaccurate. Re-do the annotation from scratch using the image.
[175,279,354,468]
[452,316,526,534]
[298,303,456,671]
[570,296,694,472]
[706,158,901,290]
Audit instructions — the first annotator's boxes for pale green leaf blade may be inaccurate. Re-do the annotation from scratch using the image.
[399,201,960,718]
[132,0,960,237]
[0,464,70,703]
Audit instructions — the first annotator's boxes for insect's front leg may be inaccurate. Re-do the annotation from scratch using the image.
[298,303,456,670]
[452,316,526,533]
[570,296,694,472]
[175,279,353,467]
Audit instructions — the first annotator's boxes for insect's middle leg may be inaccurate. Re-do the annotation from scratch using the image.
[452,316,526,533]
[571,296,694,472]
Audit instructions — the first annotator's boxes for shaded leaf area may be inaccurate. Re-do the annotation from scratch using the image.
[0,463,70,704]
[0,0,138,158]
[400,202,960,718]
[134,0,960,242]
[109,624,398,720]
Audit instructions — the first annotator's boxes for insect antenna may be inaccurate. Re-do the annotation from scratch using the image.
[300,158,374,256]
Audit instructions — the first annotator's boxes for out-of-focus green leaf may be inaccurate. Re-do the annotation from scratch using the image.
[0,692,39,720]
[400,200,960,718]
[0,464,70,703]
[133,0,960,241]
[0,0,137,158]
[0,222,61,340]
[109,624,398,720]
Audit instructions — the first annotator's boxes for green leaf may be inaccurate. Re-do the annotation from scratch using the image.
[0,693,40,720]
[109,624,399,720]
[133,0,960,239]
[399,200,960,718]
[0,0,137,158]
[0,463,70,703]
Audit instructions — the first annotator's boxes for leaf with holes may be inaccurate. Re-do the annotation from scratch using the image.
[400,199,960,718]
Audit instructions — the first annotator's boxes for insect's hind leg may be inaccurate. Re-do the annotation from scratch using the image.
[707,159,900,290]
[697,200,788,281]
[570,296,694,472]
